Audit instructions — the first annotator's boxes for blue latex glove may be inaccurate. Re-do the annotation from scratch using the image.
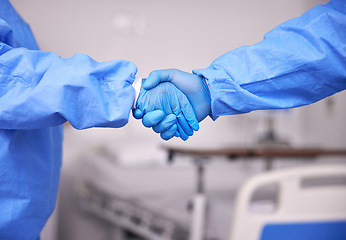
[139,110,180,140]
[133,81,199,141]
[143,69,211,122]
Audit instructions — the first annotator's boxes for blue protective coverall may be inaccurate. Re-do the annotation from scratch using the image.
[193,0,346,118]
[0,0,137,239]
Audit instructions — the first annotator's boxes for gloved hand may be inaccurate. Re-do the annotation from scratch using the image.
[135,110,179,140]
[133,81,199,141]
[143,69,211,122]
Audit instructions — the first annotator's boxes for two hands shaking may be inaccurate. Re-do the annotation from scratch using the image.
[133,69,211,141]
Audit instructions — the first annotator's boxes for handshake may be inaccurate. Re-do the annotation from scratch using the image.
[133,69,212,141]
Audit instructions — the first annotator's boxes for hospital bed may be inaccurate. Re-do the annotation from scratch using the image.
[230,164,346,240]
[77,147,346,240]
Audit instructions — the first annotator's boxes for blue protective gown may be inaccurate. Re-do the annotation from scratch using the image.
[194,0,346,118]
[0,0,137,239]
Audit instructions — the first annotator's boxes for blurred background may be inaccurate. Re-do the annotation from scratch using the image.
[10,0,346,240]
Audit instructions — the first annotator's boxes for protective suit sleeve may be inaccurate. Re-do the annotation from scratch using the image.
[0,21,137,130]
[193,0,346,119]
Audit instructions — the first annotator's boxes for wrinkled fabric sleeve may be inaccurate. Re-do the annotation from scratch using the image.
[0,21,137,130]
[193,0,346,119]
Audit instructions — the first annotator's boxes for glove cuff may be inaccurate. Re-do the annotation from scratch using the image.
[132,77,142,109]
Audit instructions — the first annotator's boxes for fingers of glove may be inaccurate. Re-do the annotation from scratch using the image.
[132,108,144,119]
[152,114,177,133]
[160,124,178,141]
[142,110,165,128]
[175,130,180,138]
[143,69,175,90]
[177,124,189,141]
[178,98,199,131]
[176,112,193,136]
